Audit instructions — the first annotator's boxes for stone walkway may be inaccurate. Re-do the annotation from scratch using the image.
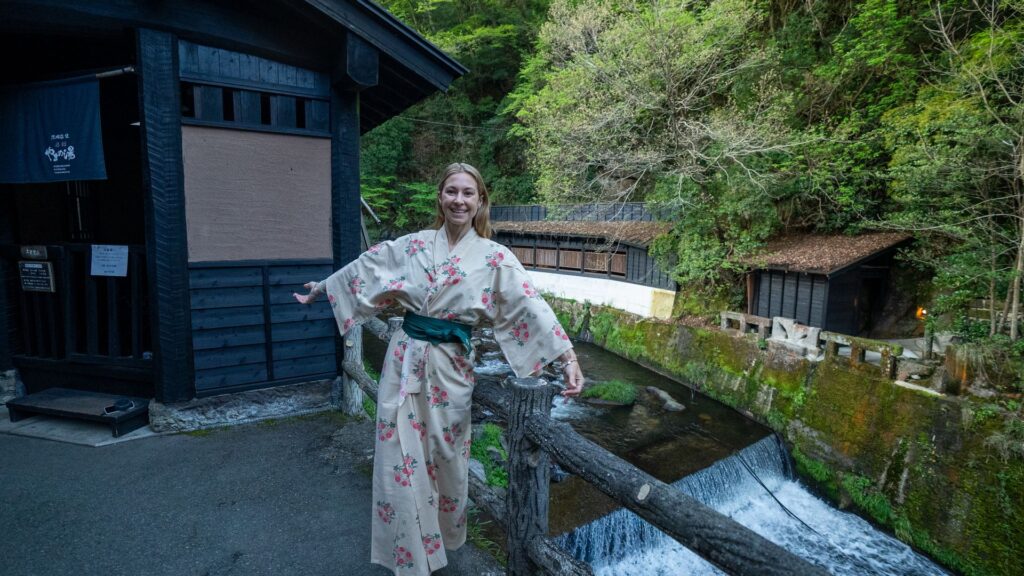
[0,410,502,576]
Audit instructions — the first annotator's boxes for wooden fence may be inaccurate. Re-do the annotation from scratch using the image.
[339,317,828,576]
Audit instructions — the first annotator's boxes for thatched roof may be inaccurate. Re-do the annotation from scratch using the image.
[491,221,670,247]
[742,232,912,275]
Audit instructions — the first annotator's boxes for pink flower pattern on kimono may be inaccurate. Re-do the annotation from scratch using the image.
[393,454,417,487]
[429,384,450,408]
[508,318,532,347]
[327,293,336,307]
[461,439,471,460]
[376,501,396,524]
[438,256,466,287]
[367,242,384,255]
[377,418,397,442]
[385,276,406,291]
[439,308,458,321]
[422,533,443,556]
[412,355,427,382]
[439,495,459,513]
[552,324,570,341]
[426,458,438,481]
[342,318,355,331]
[455,511,467,529]
[348,276,365,294]
[448,354,473,380]
[532,356,549,374]
[484,251,505,269]
[442,422,463,447]
[405,238,426,256]
[407,413,426,439]
[393,543,414,569]
[393,338,409,362]
[480,287,495,312]
[522,281,542,299]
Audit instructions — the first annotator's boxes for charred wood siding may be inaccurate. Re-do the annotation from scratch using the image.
[189,260,335,396]
[494,233,675,291]
[179,41,331,137]
[756,270,828,329]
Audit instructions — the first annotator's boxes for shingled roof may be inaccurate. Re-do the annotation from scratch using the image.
[742,232,912,275]
[491,221,670,247]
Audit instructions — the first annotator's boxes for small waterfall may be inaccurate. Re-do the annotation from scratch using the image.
[557,435,948,576]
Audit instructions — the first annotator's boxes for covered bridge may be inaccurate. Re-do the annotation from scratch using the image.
[490,205,675,319]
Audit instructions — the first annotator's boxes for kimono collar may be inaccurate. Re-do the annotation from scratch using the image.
[435,223,479,260]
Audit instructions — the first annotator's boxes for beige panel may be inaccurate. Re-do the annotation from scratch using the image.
[182,126,332,262]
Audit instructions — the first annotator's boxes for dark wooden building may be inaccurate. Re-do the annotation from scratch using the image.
[0,0,464,415]
[745,233,911,336]
[492,221,675,291]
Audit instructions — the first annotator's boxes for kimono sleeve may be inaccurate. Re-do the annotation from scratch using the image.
[489,259,573,378]
[319,238,408,335]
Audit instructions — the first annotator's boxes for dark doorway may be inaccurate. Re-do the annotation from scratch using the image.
[1,31,153,397]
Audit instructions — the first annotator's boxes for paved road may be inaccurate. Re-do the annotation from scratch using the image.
[1,413,501,576]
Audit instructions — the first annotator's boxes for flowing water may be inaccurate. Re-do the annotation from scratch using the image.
[365,333,947,574]
[558,435,947,575]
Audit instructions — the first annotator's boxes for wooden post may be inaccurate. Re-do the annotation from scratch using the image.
[506,377,555,576]
[387,316,404,340]
[339,325,365,415]
[137,27,194,402]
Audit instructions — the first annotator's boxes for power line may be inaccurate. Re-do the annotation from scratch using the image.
[393,114,501,131]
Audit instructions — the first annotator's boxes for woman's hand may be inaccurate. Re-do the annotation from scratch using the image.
[293,281,321,305]
[562,360,585,398]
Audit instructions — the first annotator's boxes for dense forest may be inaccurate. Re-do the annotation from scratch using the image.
[362,0,1024,352]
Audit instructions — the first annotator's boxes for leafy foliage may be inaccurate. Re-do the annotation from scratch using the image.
[364,0,1024,340]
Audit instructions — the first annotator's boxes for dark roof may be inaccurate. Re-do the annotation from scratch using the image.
[742,232,912,275]
[0,0,467,133]
[492,221,670,248]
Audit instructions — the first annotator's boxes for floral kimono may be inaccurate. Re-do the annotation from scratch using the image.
[319,226,573,575]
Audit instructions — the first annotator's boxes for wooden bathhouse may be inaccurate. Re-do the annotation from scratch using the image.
[0,0,464,429]
[744,233,911,336]
[490,204,676,319]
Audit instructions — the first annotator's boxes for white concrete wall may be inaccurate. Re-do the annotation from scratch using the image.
[528,270,675,319]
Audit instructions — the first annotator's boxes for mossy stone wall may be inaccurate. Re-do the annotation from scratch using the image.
[550,298,1023,576]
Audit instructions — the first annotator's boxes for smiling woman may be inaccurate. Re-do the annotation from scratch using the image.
[293,162,585,575]
[433,162,491,245]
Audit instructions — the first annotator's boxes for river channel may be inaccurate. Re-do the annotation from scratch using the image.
[365,332,947,575]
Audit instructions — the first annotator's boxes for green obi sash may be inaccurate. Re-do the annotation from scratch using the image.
[402,311,473,352]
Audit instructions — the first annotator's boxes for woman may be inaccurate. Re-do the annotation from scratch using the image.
[294,162,585,575]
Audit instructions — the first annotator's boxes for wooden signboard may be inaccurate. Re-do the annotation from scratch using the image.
[19,261,55,293]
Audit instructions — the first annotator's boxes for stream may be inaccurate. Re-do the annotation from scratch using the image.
[365,332,948,575]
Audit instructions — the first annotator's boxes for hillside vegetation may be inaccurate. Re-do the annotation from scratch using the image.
[365,0,1024,349]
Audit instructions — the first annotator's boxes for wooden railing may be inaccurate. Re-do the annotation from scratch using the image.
[338,317,828,576]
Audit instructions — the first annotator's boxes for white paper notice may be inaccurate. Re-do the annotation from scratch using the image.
[91,245,129,277]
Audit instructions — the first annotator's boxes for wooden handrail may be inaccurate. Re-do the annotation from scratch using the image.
[341,316,826,576]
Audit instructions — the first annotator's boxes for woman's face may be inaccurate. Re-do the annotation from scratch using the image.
[439,172,480,231]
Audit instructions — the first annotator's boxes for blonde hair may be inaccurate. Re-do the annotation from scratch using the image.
[434,162,492,239]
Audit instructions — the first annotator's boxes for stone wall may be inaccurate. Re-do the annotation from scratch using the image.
[550,298,1023,576]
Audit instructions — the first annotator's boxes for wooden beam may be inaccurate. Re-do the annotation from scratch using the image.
[330,84,361,376]
[136,28,195,402]
[525,413,829,576]
[334,32,379,90]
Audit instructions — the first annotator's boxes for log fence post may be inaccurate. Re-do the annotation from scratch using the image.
[339,325,365,415]
[506,377,555,576]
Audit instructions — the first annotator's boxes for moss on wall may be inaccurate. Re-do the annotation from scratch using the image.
[548,297,1024,576]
